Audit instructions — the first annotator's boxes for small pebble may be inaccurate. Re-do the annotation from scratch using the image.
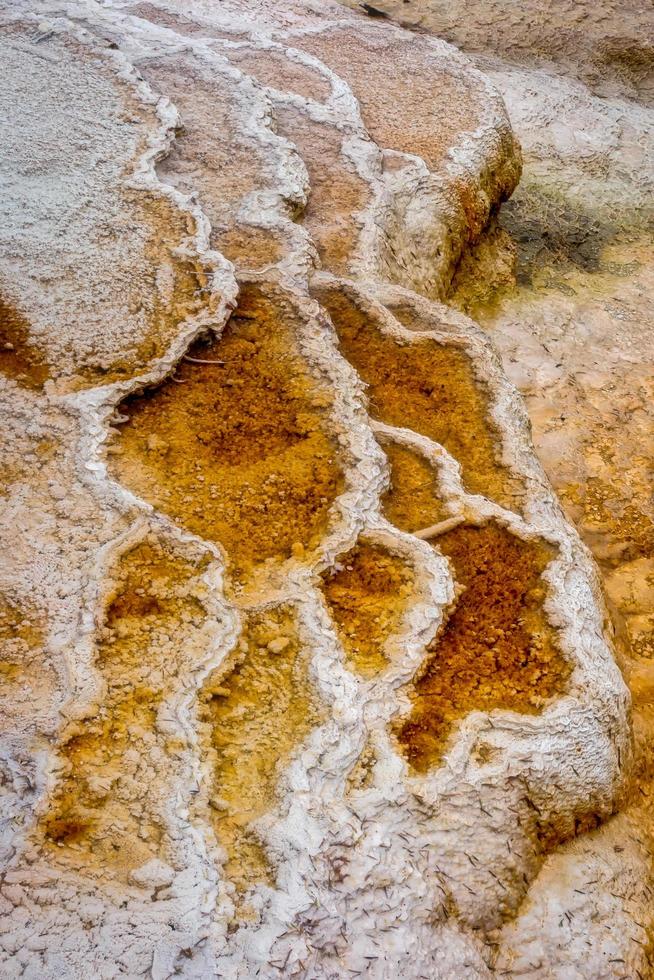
[267,637,290,655]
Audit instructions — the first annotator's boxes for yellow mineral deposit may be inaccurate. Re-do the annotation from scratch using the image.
[0,596,45,685]
[42,540,209,877]
[199,606,321,893]
[345,738,378,793]
[321,540,414,677]
[380,440,451,532]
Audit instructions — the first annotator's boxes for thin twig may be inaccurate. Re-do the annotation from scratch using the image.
[183,355,226,365]
[413,515,465,540]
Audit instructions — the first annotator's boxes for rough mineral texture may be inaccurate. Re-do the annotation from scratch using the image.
[342,2,654,977]
[0,0,646,977]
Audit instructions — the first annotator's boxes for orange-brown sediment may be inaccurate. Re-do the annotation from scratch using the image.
[314,284,520,508]
[227,47,331,102]
[0,295,51,389]
[111,284,343,583]
[397,522,569,771]
[217,225,286,270]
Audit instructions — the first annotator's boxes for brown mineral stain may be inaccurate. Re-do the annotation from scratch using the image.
[141,56,282,265]
[380,440,450,532]
[321,541,414,676]
[0,295,50,389]
[275,106,369,273]
[126,2,239,40]
[112,284,343,585]
[127,2,205,33]
[314,283,521,508]
[217,225,286,270]
[199,606,321,894]
[293,29,483,171]
[227,47,332,102]
[42,540,209,876]
[397,522,569,772]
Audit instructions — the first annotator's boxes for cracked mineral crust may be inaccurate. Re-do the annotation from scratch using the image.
[0,0,648,977]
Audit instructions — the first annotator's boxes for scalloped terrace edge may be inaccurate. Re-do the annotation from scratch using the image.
[0,2,633,977]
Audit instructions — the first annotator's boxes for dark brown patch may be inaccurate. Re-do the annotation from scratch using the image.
[0,295,50,389]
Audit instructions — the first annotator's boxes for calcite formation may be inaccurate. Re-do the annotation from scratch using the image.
[0,1,641,977]
[340,3,654,975]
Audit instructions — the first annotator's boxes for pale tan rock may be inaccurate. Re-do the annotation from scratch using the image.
[0,0,640,977]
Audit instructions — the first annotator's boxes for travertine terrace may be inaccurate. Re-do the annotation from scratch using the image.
[0,0,645,977]
[342,1,654,973]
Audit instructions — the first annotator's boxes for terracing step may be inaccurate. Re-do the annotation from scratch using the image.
[0,2,630,977]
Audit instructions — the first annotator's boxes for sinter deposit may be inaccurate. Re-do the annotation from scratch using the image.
[1,0,649,977]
